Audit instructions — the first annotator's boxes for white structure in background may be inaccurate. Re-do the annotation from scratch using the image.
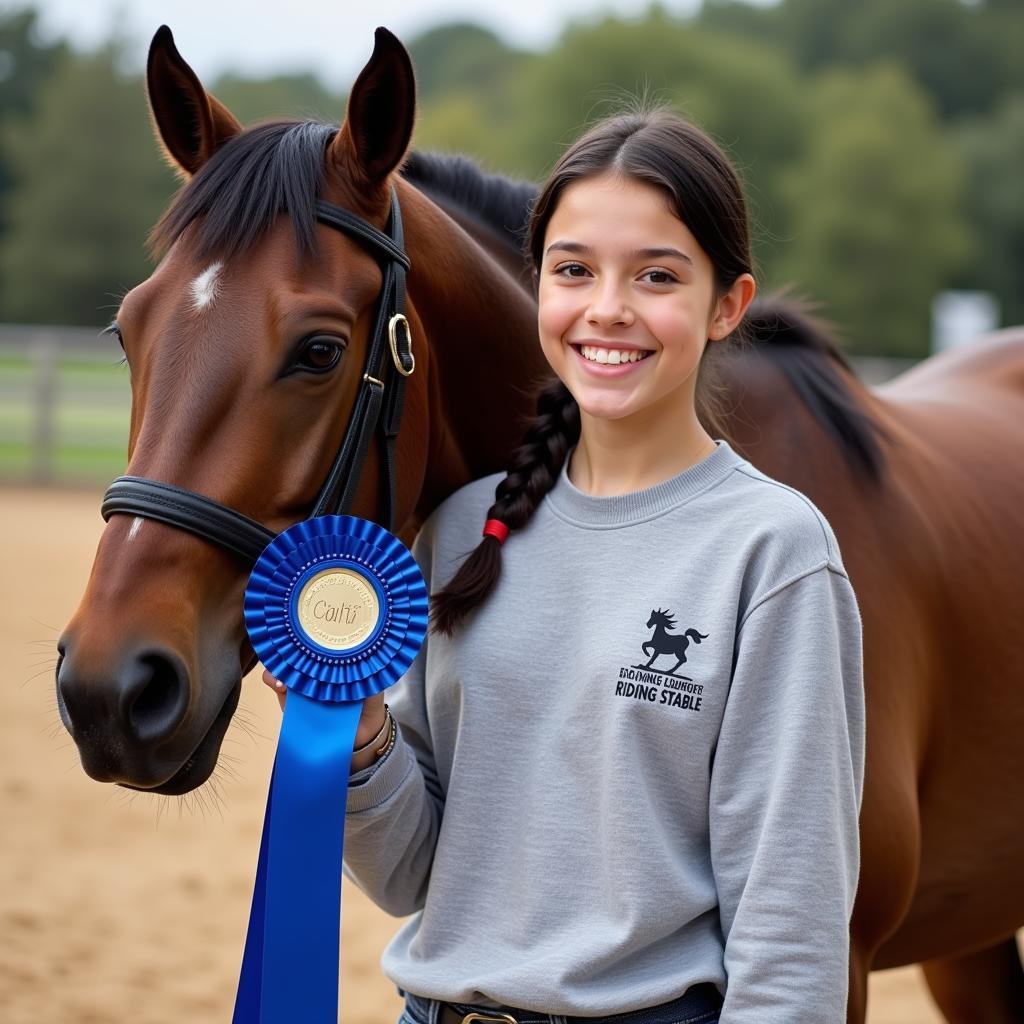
[931,290,999,353]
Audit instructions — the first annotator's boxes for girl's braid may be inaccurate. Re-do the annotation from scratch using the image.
[488,377,581,529]
[427,376,580,638]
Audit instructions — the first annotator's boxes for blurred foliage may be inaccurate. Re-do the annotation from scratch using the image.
[775,64,969,358]
[409,22,529,103]
[698,0,1024,119]
[0,8,67,233]
[0,0,1022,355]
[211,71,339,125]
[953,94,1024,326]
[0,42,176,324]
[409,22,537,175]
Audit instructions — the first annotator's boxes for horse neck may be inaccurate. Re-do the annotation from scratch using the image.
[396,177,548,517]
[720,340,879,475]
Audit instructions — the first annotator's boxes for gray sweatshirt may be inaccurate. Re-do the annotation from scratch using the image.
[343,438,866,1022]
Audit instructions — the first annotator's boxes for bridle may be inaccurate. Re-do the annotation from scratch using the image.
[100,187,414,563]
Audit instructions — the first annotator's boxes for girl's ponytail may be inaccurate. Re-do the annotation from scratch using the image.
[428,377,580,638]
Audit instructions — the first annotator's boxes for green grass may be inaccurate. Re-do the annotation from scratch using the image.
[0,440,31,475]
[0,353,126,377]
[54,446,128,479]
[0,358,32,382]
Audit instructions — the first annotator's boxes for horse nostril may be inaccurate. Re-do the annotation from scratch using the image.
[54,649,75,736]
[124,650,190,745]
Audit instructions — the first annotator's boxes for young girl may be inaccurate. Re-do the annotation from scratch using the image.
[267,108,865,1024]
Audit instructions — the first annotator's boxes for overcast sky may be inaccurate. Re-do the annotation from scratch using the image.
[9,0,775,91]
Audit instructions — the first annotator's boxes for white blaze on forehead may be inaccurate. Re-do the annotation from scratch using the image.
[189,261,224,311]
[126,516,145,544]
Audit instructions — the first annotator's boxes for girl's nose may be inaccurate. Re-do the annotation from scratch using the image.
[586,280,633,327]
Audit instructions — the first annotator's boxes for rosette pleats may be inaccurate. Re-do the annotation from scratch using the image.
[243,514,428,702]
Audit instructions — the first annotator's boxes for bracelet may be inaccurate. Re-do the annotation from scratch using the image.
[353,705,391,754]
[374,712,398,761]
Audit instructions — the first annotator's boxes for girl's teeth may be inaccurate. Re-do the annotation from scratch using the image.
[580,345,651,365]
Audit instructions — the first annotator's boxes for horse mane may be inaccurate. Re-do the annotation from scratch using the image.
[149,120,335,261]
[149,118,537,263]
[399,149,537,253]
[743,294,891,481]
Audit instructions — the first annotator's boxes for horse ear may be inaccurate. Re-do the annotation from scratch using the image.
[331,26,415,186]
[146,25,241,178]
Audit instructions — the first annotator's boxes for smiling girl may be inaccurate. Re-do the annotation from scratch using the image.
[269,108,865,1024]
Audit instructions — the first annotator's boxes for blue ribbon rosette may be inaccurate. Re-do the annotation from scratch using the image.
[232,515,428,1024]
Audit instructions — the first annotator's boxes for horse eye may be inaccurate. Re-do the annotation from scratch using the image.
[296,336,345,374]
[103,322,124,350]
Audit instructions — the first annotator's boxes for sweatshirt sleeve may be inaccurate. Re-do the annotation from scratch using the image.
[341,521,446,918]
[709,564,866,1023]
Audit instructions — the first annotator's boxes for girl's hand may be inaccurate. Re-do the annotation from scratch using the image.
[262,667,288,712]
[260,669,389,751]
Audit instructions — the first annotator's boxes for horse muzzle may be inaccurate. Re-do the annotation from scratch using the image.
[56,635,240,791]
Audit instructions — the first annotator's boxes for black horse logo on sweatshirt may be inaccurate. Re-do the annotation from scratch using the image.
[634,608,708,678]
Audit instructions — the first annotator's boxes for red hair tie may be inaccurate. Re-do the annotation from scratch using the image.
[482,518,509,544]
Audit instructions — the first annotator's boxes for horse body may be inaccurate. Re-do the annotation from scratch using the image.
[722,315,1024,1018]
[870,332,1024,1007]
[55,23,1024,1023]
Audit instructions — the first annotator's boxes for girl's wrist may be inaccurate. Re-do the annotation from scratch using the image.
[349,706,397,775]
[353,705,390,753]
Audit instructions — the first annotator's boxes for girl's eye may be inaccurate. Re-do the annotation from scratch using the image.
[555,262,590,278]
[295,335,345,374]
[642,269,678,285]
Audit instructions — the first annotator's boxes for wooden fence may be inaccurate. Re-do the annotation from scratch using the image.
[0,323,129,486]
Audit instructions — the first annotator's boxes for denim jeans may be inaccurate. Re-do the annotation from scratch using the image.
[397,984,722,1024]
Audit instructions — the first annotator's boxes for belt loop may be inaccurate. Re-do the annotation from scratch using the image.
[428,996,440,1024]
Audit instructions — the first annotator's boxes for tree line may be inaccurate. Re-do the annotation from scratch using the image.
[1,0,1021,357]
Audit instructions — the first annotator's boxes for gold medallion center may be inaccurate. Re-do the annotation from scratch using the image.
[295,567,380,652]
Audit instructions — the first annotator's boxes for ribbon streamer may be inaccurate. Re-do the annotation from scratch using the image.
[232,515,428,1023]
[233,696,361,1022]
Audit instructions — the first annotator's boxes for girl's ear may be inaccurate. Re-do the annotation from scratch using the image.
[709,274,757,340]
[146,25,241,179]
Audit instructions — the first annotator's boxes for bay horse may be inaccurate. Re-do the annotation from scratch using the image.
[724,313,1024,1022]
[54,24,1024,1024]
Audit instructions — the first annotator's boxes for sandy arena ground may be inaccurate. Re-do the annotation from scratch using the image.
[0,486,977,1023]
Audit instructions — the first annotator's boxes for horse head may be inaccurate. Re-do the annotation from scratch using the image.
[647,608,677,631]
[55,25,545,796]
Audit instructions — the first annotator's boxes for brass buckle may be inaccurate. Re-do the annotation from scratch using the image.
[388,313,415,377]
[461,1015,518,1024]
